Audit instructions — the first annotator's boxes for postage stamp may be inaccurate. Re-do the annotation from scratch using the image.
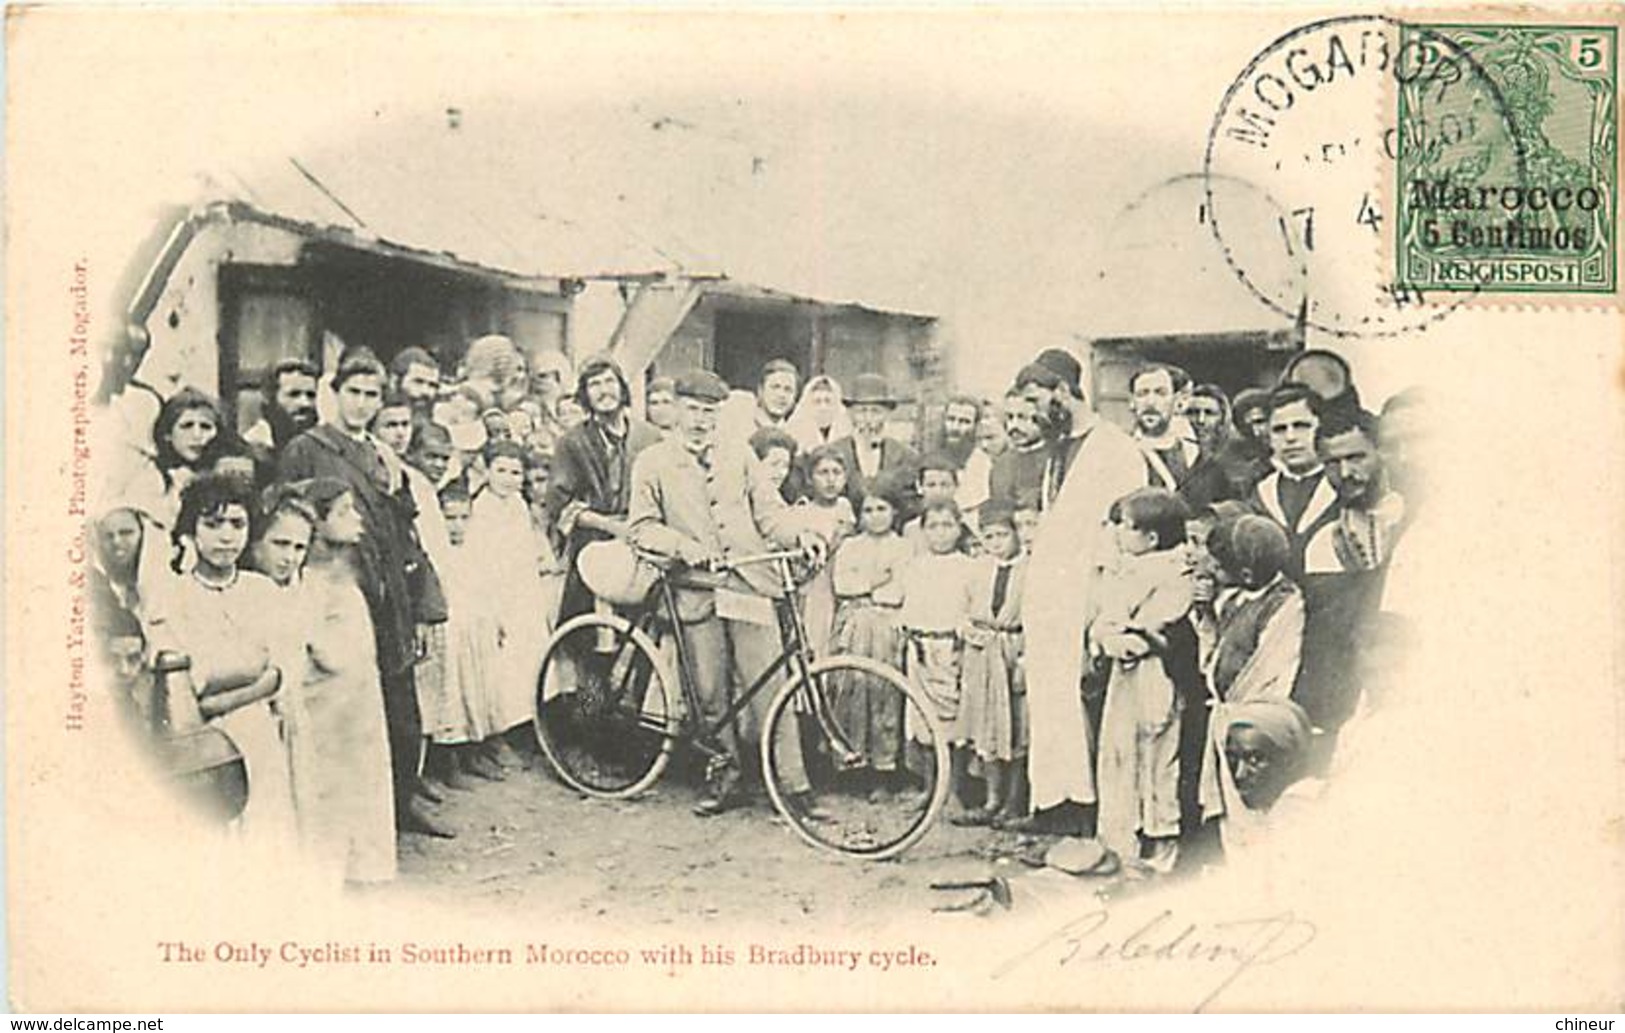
[1394,23,1618,294]
[7,5,1625,1015]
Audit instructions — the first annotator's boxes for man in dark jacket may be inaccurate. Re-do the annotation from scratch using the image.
[545,355,662,622]
[279,351,452,838]
[824,372,921,517]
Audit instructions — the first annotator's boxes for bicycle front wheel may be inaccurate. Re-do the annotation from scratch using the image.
[533,612,677,798]
[760,654,950,860]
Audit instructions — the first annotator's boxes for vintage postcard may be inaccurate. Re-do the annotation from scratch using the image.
[5,4,1623,1013]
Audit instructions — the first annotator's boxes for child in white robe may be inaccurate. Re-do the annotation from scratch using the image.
[465,440,552,768]
[1090,487,1196,875]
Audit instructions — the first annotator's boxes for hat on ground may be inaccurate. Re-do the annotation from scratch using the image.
[844,372,899,408]
[1035,348,1084,397]
[1043,836,1115,876]
[576,539,660,607]
[673,369,730,404]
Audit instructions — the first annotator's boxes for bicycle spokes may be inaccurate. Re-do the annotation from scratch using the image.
[534,616,676,798]
[761,656,950,860]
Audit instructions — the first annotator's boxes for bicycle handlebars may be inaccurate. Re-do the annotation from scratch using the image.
[630,544,816,576]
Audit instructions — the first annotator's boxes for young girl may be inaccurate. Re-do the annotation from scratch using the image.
[246,487,318,832]
[118,388,229,531]
[436,484,506,784]
[144,472,296,849]
[288,478,398,885]
[955,503,1028,826]
[829,481,912,790]
[1090,487,1197,875]
[1198,514,1307,860]
[465,440,550,767]
[797,445,857,656]
[896,499,977,810]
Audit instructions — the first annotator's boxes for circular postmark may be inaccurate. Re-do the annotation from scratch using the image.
[1204,15,1530,338]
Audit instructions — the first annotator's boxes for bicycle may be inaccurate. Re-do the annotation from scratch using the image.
[532,546,951,860]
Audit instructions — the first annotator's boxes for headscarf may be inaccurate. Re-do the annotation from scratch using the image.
[1224,699,1312,760]
[785,374,854,452]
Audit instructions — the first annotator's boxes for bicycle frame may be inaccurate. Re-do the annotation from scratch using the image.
[634,556,859,766]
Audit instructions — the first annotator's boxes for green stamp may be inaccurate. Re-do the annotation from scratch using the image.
[1397,23,1617,294]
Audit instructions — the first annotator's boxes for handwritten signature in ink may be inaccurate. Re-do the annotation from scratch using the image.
[991,907,1318,1011]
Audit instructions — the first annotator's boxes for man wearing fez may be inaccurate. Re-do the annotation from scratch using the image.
[1015,346,1150,835]
[279,350,453,839]
[1220,386,1274,498]
[825,372,921,516]
[1013,347,1100,511]
[242,357,320,460]
[546,355,663,623]
[627,370,828,817]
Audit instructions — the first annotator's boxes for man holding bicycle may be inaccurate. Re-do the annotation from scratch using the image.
[627,369,829,817]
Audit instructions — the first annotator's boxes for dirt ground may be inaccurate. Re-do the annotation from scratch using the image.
[394,757,1062,929]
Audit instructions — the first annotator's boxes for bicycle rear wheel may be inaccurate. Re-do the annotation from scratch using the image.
[533,612,676,798]
[760,654,950,860]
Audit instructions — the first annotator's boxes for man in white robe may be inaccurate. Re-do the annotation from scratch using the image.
[1018,351,1150,824]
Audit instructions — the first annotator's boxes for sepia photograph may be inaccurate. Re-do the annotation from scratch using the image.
[5,4,1623,1014]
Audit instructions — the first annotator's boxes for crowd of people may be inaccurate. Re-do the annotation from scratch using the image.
[89,325,1423,886]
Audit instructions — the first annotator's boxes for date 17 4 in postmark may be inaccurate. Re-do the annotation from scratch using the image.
[1397,24,1617,294]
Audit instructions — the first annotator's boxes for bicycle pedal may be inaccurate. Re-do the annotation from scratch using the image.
[833,751,867,771]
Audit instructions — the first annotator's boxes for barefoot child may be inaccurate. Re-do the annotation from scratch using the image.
[830,480,912,790]
[897,499,977,810]
[955,502,1028,825]
[1090,487,1197,874]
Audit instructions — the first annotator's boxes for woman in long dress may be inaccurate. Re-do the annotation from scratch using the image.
[829,487,911,786]
[287,478,397,885]
[144,472,296,851]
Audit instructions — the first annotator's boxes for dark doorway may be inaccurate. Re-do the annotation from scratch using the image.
[1090,332,1300,430]
[712,308,804,391]
[300,243,508,375]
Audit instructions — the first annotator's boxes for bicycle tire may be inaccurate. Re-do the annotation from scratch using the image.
[533,611,677,799]
[759,653,951,860]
